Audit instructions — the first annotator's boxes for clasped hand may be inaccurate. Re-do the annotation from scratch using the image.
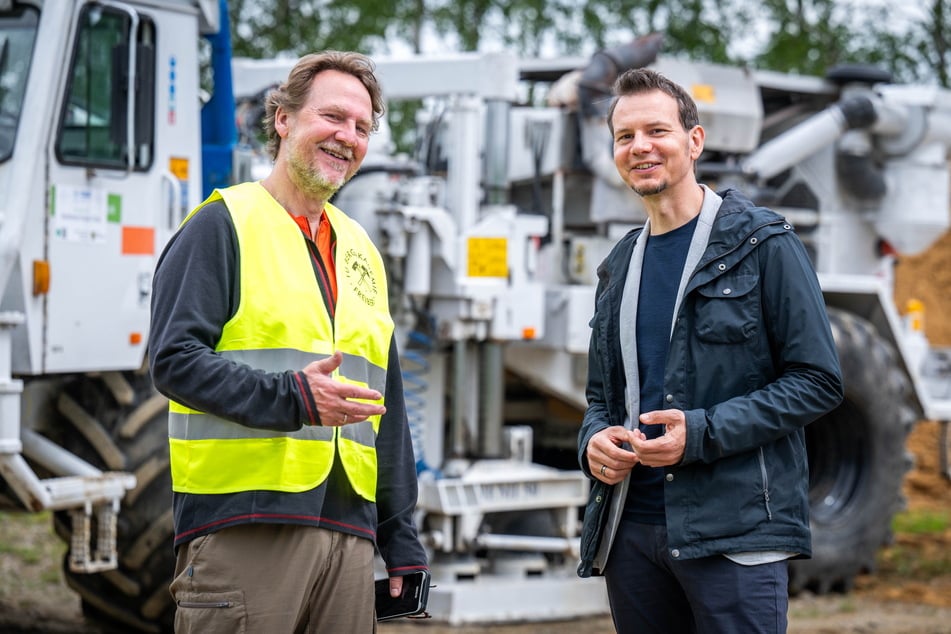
[587,409,687,483]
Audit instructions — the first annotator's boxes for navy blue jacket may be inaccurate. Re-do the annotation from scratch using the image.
[578,188,843,576]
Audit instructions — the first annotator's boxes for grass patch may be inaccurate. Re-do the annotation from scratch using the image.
[789,596,859,619]
[876,509,951,579]
[892,509,949,534]
[878,544,951,578]
[878,546,951,581]
[0,510,66,579]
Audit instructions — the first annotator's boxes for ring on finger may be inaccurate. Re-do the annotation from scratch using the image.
[343,413,348,424]
[599,464,607,476]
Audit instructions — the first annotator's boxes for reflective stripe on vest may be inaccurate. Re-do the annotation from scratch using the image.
[168,182,393,500]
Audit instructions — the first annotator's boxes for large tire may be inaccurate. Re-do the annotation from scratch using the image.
[788,309,916,594]
[49,368,174,633]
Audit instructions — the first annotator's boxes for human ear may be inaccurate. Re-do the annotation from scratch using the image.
[689,124,705,159]
[274,107,290,139]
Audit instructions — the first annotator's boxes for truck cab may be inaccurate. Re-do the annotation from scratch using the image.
[0,2,219,629]
[0,0,207,375]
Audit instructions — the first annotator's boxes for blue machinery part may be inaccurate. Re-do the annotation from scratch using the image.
[401,329,438,477]
[200,0,237,196]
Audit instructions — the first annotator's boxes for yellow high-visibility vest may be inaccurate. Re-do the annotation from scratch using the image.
[168,182,392,502]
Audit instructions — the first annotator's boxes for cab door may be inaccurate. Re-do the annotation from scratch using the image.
[45,1,201,373]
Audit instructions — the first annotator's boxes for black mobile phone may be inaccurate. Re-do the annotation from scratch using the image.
[374,570,431,622]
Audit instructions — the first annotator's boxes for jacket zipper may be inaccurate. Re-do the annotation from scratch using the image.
[757,447,773,520]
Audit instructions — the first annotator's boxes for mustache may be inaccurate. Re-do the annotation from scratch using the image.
[320,143,354,161]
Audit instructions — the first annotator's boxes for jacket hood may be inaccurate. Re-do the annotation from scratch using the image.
[688,188,790,291]
[704,188,787,254]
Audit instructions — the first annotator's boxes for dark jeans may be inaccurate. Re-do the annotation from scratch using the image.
[604,520,789,634]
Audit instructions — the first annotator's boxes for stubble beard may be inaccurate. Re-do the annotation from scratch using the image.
[632,180,668,198]
[287,148,354,202]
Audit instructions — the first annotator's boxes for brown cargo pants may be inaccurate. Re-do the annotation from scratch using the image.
[170,523,376,633]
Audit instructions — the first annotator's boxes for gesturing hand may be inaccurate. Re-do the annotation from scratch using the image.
[301,351,386,426]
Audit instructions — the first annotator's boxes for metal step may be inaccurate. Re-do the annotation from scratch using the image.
[426,570,609,625]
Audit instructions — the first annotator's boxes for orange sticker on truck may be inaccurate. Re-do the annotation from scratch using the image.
[122,226,155,255]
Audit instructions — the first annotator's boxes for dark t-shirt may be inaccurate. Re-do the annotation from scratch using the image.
[623,215,698,523]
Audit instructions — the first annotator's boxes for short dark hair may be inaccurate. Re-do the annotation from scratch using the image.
[606,68,700,136]
[263,51,385,160]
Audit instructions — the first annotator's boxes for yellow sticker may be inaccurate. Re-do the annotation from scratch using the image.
[467,237,508,278]
[692,84,715,104]
[169,157,189,180]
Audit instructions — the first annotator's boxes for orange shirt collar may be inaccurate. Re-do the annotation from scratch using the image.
[290,211,337,301]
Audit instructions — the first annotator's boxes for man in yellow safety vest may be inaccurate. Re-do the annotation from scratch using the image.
[150,51,428,633]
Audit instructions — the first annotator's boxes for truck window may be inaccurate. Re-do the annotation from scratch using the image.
[0,6,38,163]
[55,4,155,171]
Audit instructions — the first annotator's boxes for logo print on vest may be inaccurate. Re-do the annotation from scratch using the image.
[343,248,378,306]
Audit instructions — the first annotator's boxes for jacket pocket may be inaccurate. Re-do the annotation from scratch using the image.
[682,453,766,540]
[577,479,613,578]
[174,589,247,634]
[694,273,759,344]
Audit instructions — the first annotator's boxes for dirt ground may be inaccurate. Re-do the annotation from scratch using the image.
[894,229,951,346]
[1,237,950,633]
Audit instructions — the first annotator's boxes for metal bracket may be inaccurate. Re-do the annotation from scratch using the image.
[69,499,121,573]
[0,311,136,574]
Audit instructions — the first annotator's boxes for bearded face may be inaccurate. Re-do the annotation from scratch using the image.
[277,69,373,202]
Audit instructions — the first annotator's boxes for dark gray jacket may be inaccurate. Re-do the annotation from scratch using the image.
[150,200,427,578]
[578,188,843,577]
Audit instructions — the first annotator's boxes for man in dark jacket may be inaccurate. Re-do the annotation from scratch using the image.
[577,68,843,633]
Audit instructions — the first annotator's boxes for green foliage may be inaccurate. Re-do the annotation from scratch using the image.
[228,0,400,58]
[225,0,950,156]
[915,0,950,86]
[227,0,948,87]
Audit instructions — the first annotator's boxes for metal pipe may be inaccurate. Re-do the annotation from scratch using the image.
[475,533,579,555]
[451,340,469,457]
[0,453,52,511]
[0,313,24,454]
[742,106,848,180]
[484,99,511,205]
[551,168,565,279]
[478,342,504,457]
[0,451,134,512]
[21,428,102,478]
[405,220,432,299]
[447,96,482,234]
[742,92,922,183]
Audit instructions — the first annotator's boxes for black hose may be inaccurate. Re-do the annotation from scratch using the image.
[837,95,878,130]
[834,95,886,201]
[577,33,664,118]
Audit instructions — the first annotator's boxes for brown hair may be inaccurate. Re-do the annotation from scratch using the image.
[606,68,699,136]
[263,51,385,160]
